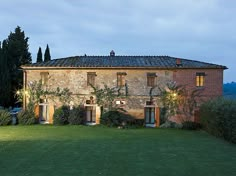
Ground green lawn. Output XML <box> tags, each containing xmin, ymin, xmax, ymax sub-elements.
<box><xmin>0</xmin><ymin>126</ymin><xmax>236</xmax><ymax>176</ymax></box>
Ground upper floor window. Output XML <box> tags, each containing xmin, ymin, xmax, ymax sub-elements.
<box><xmin>117</xmin><ymin>72</ymin><xmax>126</xmax><ymax>87</ymax></box>
<box><xmin>40</xmin><ymin>72</ymin><xmax>49</xmax><ymax>85</ymax></box>
<box><xmin>87</xmin><ymin>72</ymin><xmax>96</xmax><ymax>86</ymax></box>
<box><xmin>147</xmin><ymin>73</ymin><xmax>157</xmax><ymax>87</ymax></box>
<box><xmin>196</xmin><ymin>72</ymin><xmax>205</xmax><ymax>87</ymax></box>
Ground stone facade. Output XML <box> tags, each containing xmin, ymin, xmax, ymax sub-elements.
<box><xmin>24</xmin><ymin>67</ymin><xmax>224</xmax><ymax>124</ymax></box>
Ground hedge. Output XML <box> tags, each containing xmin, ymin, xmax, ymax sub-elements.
<box><xmin>199</xmin><ymin>98</ymin><xmax>236</xmax><ymax>143</ymax></box>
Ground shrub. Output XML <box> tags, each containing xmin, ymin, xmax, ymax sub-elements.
<box><xmin>159</xmin><ymin>120</ymin><xmax>182</xmax><ymax>129</ymax></box>
<box><xmin>53</xmin><ymin>106</ymin><xmax>70</xmax><ymax>125</ymax></box>
<box><xmin>131</xmin><ymin>119</ymin><xmax>145</xmax><ymax>127</ymax></box>
<box><xmin>68</xmin><ymin>106</ymin><xmax>85</xmax><ymax>125</ymax></box>
<box><xmin>0</xmin><ymin>110</ymin><xmax>11</xmax><ymax>126</ymax></box>
<box><xmin>182</xmin><ymin>121</ymin><xmax>201</xmax><ymax>130</ymax></box>
<box><xmin>101</xmin><ymin>110</ymin><xmax>135</xmax><ymax>127</ymax></box>
<box><xmin>200</xmin><ymin>98</ymin><xmax>236</xmax><ymax>143</ymax></box>
<box><xmin>17</xmin><ymin>110</ymin><xmax>36</xmax><ymax>125</ymax></box>
<box><xmin>160</xmin><ymin>108</ymin><xmax>167</xmax><ymax>125</ymax></box>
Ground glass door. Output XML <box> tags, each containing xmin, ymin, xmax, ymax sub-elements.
<box><xmin>145</xmin><ymin>107</ymin><xmax>155</xmax><ymax>124</ymax></box>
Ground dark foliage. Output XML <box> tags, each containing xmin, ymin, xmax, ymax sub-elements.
<box><xmin>160</xmin><ymin>108</ymin><xmax>167</xmax><ymax>125</ymax></box>
<box><xmin>0</xmin><ymin>110</ymin><xmax>11</xmax><ymax>126</ymax></box>
<box><xmin>101</xmin><ymin>110</ymin><xmax>136</xmax><ymax>128</ymax></box>
<box><xmin>200</xmin><ymin>98</ymin><xmax>236</xmax><ymax>143</ymax></box>
<box><xmin>17</xmin><ymin>110</ymin><xmax>36</xmax><ymax>125</ymax></box>
<box><xmin>0</xmin><ymin>26</ymin><xmax>31</xmax><ymax>107</ymax></box>
<box><xmin>36</xmin><ymin>47</ymin><xmax>43</xmax><ymax>63</ymax></box>
<box><xmin>68</xmin><ymin>106</ymin><xmax>85</xmax><ymax>125</ymax></box>
<box><xmin>182</xmin><ymin>121</ymin><xmax>201</xmax><ymax>130</ymax></box>
<box><xmin>44</xmin><ymin>44</ymin><xmax>51</xmax><ymax>62</ymax></box>
<box><xmin>0</xmin><ymin>41</ymin><xmax>11</xmax><ymax>106</ymax></box>
<box><xmin>53</xmin><ymin>106</ymin><xmax>70</xmax><ymax>125</ymax></box>
<box><xmin>224</xmin><ymin>82</ymin><xmax>236</xmax><ymax>99</ymax></box>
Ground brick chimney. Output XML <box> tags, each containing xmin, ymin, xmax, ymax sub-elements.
<box><xmin>176</xmin><ymin>58</ymin><xmax>182</xmax><ymax>66</ymax></box>
<box><xmin>110</xmin><ymin>50</ymin><xmax>115</xmax><ymax>57</ymax></box>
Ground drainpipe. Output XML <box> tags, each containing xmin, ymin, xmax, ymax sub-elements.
<box><xmin>23</xmin><ymin>70</ymin><xmax>27</xmax><ymax>110</ymax></box>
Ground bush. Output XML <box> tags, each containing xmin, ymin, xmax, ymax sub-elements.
<box><xmin>101</xmin><ymin>110</ymin><xmax>135</xmax><ymax>127</ymax></box>
<box><xmin>0</xmin><ymin>110</ymin><xmax>11</xmax><ymax>126</ymax></box>
<box><xmin>53</xmin><ymin>106</ymin><xmax>70</xmax><ymax>125</ymax></box>
<box><xmin>182</xmin><ymin>121</ymin><xmax>201</xmax><ymax>130</ymax></box>
<box><xmin>17</xmin><ymin>110</ymin><xmax>36</xmax><ymax>125</ymax></box>
<box><xmin>200</xmin><ymin>98</ymin><xmax>236</xmax><ymax>143</ymax></box>
<box><xmin>131</xmin><ymin>119</ymin><xmax>145</xmax><ymax>127</ymax></box>
<box><xmin>68</xmin><ymin>106</ymin><xmax>85</xmax><ymax>125</ymax></box>
<box><xmin>159</xmin><ymin>120</ymin><xmax>182</xmax><ymax>129</ymax></box>
<box><xmin>160</xmin><ymin>108</ymin><xmax>167</xmax><ymax>125</ymax></box>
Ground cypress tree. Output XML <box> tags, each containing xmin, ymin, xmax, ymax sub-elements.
<box><xmin>44</xmin><ymin>44</ymin><xmax>51</xmax><ymax>62</ymax></box>
<box><xmin>0</xmin><ymin>40</ymin><xmax>11</xmax><ymax>107</ymax></box>
<box><xmin>0</xmin><ymin>26</ymin><xmax>32</xmax><ymax>106</ymax></box>
<box><xmin>36</xmin><ymin>47</ymin><xmax>43</xmax><ymax>63</ymax></box>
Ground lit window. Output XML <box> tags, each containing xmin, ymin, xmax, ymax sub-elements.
<box><xmin>147</xmin><ymin>73</ymin><xmax>157</xmax><ymax>87</ymax></box>
<box><xmin>196</xmin><ymin>72</ymin><xmax>205</xmax><ymax>87</ymax></box>
<box><xmin>87</xmin><ymin>72</ymin><xmax>96</xmax><ymax>86</ymax></box>
<box><xmin>40</xmin><ymin>72</ymin><xmax>49</xmax><ymax>85</ymax></box>
<box><xmin>117</xmin><ymin>72</ymin><xmax>126</xmax><ymax>87</ymax></box>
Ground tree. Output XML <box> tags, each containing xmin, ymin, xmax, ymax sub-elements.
<box><xmin>36</xmin><ymin>47</ymin><xmax>43</xmax><ymax>63</ymax></box>
<box><xmin>0</xmin><ymin>26</ymin><xmax>32</xmax><ymax>107</ymax></box>
<box><xmin>44</xmin><ymin>44</ymin><xmax>51</xmax><ymax>62</ymax></box>
<box><xmin>91</xmin><ymin>84</ymin><xmax>127</xmax><ymax>115</ymax></box>
<box><xmin>0</xmin><ymin>40</ymin><xmax>12</xmax><ymax>106</ymax></box>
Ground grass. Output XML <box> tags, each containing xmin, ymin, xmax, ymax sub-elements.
<box><xmin>0</xmin><ymin>125</ymin><xmax>236</xmax><ymax>176</ymax></box>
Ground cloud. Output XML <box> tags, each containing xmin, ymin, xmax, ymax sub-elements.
<box><xmin>0</xmin><ymin>0</ymin><xmax>235</xmax><ymax>82</ymax></box>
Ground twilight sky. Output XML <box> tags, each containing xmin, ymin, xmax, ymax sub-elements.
<box><xmin>0</xmin><ymin>0</ymin><xmax>235</xmax><ymax>83</ymax></box>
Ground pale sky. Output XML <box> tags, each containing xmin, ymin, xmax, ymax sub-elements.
<box><xmin>0</xmin><ymin>0</ymin><xmax>235</xmax><ymax>83</ymax></box>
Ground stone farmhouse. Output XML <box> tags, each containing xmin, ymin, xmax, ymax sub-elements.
<box><xmin>21</xmin><ymin>51</ymin><xmax>227</xmax><ymax>126</ymax></box>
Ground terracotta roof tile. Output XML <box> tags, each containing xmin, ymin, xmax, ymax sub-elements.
<box><xmin>22</xmin><ymin>55</ymin><xmax>227</xmax><ymax>69</ymax></box>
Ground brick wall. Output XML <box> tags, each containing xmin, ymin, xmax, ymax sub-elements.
<box><xmin>173</xmin><ymin>69</ymin><xmax>224</xmax><ymax>99</ymax></box>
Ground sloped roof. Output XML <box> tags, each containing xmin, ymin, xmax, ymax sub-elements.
<box><xmin>22</xmin><ymin>55</ymin><xmax>227</xmax><ymax>69</ymax></box>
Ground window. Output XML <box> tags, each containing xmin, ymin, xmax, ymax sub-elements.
<box><xmin>87</xmin><ymin>72</ymin><xmax>96</xmax><ymax>86</ymax></box>
<box><xmin>117</xmin><ymin>72</ymin><xmax>126</xmax><ymax>87</ymax></box>
<box><xmin>145</xmin><ymin>107</ymin><xmax>155</xmax><ymax>124</ymax></box>
<box><xmin>196</xmin><ymin>72</ymin><xmax>205</xmax><ymax>87</ymax></box>
<box><xmin>147</xmin><ymin>73</ymin><xmax>157</xmax><ymax>87</ymax></box>
<box><xmin>40</xmin><ymin>72</ymin><xmax>49</xmax><ymax>85</ymax></box>
<box><xmin>86</xmin><ymin>106</ymin><xmax>96</xmax><ymax>123</ymax></box>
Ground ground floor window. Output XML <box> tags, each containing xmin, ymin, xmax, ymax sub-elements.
<box><xmin>86</xmin><ymin>106</ymin><xmax>96</xmax><ymax>123</ymax></box>
<box><xmin>145</xmin><ymin>107</ymin><xmax>155</xmax><ymax>124</ymax></box>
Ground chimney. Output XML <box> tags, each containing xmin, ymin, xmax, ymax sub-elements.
<box><xmin>176</xmin><ymin>58</ymin><xmax>182</xmax><ymax>66</ymax></box>
<box><xmin>110</xmin><ymin>50</ymin><xmax>115</xmax><ymax>57</ymax></box>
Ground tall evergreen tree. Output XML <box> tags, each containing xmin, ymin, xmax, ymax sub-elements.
<box><xmin>0</xmin><ymin>40</ymin><xmax>11</xmax><ymax>106</ymax></box>
<box><xmin>44</xmin><ymin>44</ymin><xmax>51</xmax><ymax>62</ymax></box>
<box><xmin>36</xmin><ymin>47</ymin><xmax>43</xmax><ymax>63</ymax></box>
<box><xmin>0</xmin><ymin>26</ymin><xmax>32</xmax><ymax>107</ymax></box>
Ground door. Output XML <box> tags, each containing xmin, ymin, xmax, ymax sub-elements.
<box><xmin>39</xmin><ymin>103</ymin><xmax>49</xmax><ymax>122</ymax></box>
<box><xmin>86</xmin><ymin>106</ymin><xmax>96</xmax><ymax>123</ymax></box>
<box><xmin>145</xmin><ymin>107</ymin><xmax>155</xmax><ymax>124</ymax></box>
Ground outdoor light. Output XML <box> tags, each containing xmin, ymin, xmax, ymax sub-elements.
<box><xmin>16</xmin><ymin>90</ymin><xmax>20</xmax><ymax>95</ymax></box>
<box><xmin>173</xmin><ymin>93</ymin><xmax>177</xmax><ymax>97</ymax></box>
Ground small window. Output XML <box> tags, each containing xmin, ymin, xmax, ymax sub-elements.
<box><xmin>87</xmin><ymin>72</ymin><xmax>96</xmax><ymax>86</ymax></box>
<box><xmin>147</xmin><ymin>73</ymin><xmax>156</xmax><ymax>87</ymax></box>
<box><xmin>117</xmin><ymin>72</ymin><xmax>126</xmax><ymax>87</ymax></box>
<box><xmin>40</xmin><ymin>72</ymin><xmax>49</xmax><ymax>85</ymax></box>
<box><xmin>196</xmin><ymin>72</ymin><xmax>205</xmax><ymax>87</ymax></box>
